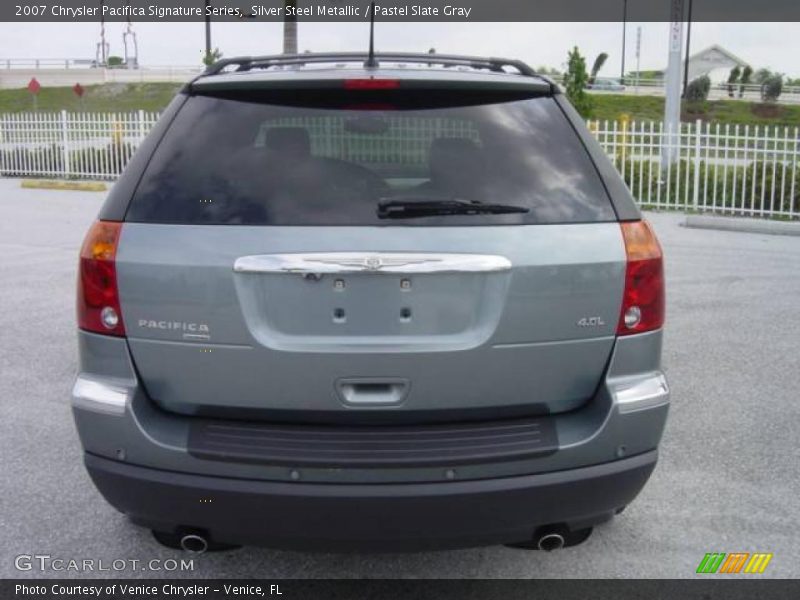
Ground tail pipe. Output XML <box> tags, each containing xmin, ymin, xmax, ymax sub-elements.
<box><xmin>536</xmin><ymin>531</ymin><xmax>566</xmax><ymax>551</ymax></box>
<box><xmin>179</xmin><ymin>533</ymin><xmax>209</xmax><ymax>554</ymax></box>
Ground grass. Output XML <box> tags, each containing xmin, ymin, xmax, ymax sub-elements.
<box><xmin>590</xmin><ymin>94</ymin><xmax>800</xmax><ymax>128</ymax></box>
<box><xmin>0</xmin><ymin>82</ymin><xmax>182</xmax><ymax>113</ymax></box>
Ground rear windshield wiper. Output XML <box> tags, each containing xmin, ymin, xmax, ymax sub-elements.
<box><xmin>377</xmin><ymin>196</ymin><xmax>530</xmax><ymax>219</ymax></box>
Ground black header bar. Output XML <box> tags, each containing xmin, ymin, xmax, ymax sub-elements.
<box><xmin>4</xmin><ymin>0</ymin><xmax>800</xmax><ymax>22</ymax></box>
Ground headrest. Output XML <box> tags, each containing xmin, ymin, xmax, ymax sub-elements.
<box><xmin>429</xmin><ymin>137</ymin><xmax>481</xmax><ymax>176</ymax></box>
<box><xmin>263</xmin><ymin>127</ymin><xmax>311</xmax><ymax>159</ymax></box>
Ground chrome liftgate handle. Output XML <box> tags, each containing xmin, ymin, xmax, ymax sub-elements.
<box><xmin>233</xmin><ymin>253</ymin><xmax>512</xmax><ymax>275</ymax></box>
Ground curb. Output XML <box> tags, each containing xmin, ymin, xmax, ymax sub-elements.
<box><xmin>684</xmin><ymin>215</ymin><xmax>800</xmax><ymax>237</ymax></box>
<box><xmin>21</xmin><ymin>179</ymin><xmax>107</xmax><ymax>192</ymax></box>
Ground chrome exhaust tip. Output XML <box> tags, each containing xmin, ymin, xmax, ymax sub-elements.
<box><xmin>179</xmin><ymin>533</ymin><xmax>209</xmax><ymax>554</ymax></box>
<box><xmin>536</xmin><ymin>532</ymin><xmax>565</xmax><ymax>552</ymax></box>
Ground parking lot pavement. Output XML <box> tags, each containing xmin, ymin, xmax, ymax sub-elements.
<box><xmin>1</xmin><ymin>177</ymin><xmax>798</xmax><ymax>579</ymax></box>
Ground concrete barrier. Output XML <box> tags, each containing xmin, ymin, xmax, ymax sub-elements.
<box><xmin>21</xmin><ymin>179</ymin><xmax>107</xmax><ymax>192</ymax></box>
<box><xmin>684</xmin><ymin>214</ymin><xmax>800</xmax><ymax>236</ymax></box>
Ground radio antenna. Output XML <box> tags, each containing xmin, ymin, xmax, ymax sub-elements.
<box><xmin>364</xmin><ymin>1</ymin><xmax>379</xmax><ymax>68</ymax></box>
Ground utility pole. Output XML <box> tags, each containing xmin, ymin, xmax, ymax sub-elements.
<box><xmin>96</xmin><ymin>0</ymin><xmax>109</xmax><ymax>66</ymax></box>
<box><xmin>635</xmin><ymin>26</ymin><xmax>641</xmax><ymax>94</ymax></box>
<box><xmin>100</xmin><ymin>9</ymin><xmax>106</xmax><ymax>65</ymax></box>
<box><xmin>620</xmin><ymin>0</ymin><xmax>627</xmax><ymax>84</ymax></box>
<box><xmin>122</xmin><ymin>2</ymin><xmax>138</xmax><ymax>69</ymax></box>
<box><xmin>283</xmin><ymin>0</ymin><xmax>298</xmax><ymax>54</ymax></box>
<box><xmin>682</xmin><ymin>0</ymin><xmax>694</xmax><ymax>96</ymax></box>
<box><xmin>663</xmin><ymin>0</ymin><xmax>685</xmax><ymax>166</ymax></box>
<box><xmin>204</xmin><ymin>0</ymin><xmax>212</xmax><ymax>61</ymax></box>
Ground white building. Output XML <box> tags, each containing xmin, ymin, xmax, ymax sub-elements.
<box><xmin>641</xmin><ymin>45</ymin><xmax>750</xmax><ymax>83</ymax></box>
<box><xmin>684</xmin><ymin>45</ymin><xmax>750</xmax><ymax>83</ymax></box>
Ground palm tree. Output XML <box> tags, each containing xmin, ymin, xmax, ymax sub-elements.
<box><xmin>727</xmin><ymin>66</ymin><xmax>741</xmax><ymax>98</ymax></box>
<box><xmin>283</xmin><ymin>0</ymin><xmax>298</xmax><ymax>54</ymax></box>
<box><xmin>738</xmin><ymin>65</ymin><xmax>752</xmax><ymax>99</ymax></box>
<box><xmin>589</xmin><ymin>53</ymin><xmax>608</xmax><ymax>85</ymax></box>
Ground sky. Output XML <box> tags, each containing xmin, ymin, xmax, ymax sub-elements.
<box><xmin>0</xmin><ymin>22</ymin><xmax>797</xmax><ymax>77</ymax></box>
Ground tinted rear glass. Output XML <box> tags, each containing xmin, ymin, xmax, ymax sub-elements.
<box><xmin>126</xmin><ymin>91</ymin><xmax>615</xmax><ymax>225</ymax></box>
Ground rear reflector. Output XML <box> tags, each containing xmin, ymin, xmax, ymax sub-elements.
<box><xmin>617</xmin><ymin>220</ymin><xmax>665</xmax><ymax>336</ymax></box>
<box><xmin>343</xmin><ymin>78</ymin><xmax>400</xmax><ymax>90</ymax></box>
<box><xmin>77</xmin><ymin>220</ymin><xmax>125</xmax><ymax>336</ymax></box>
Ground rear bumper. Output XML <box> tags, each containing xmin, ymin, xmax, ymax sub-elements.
<box><xmin>85</xmin><ymin>449</ymin><xmax>657</xmax><ymax>552</ymax></box>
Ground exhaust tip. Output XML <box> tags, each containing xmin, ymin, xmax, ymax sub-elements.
<box><xmin>180</xmin><ymin>533</ymin><xmax>209</xmax><ymax>554</ymax></box>
<box><xmin>537</xmin><ymin>532</ymin><xmax>565</xmax><ymax>552</ymax></box>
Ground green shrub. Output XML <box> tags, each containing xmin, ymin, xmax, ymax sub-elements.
<box><xmin>0</xmin><ymin>144</ymin><xmax>63</xmax><ymax>176</ymax></box>
<box><xmin>617</xmin><ymin>157</ymin><xmax>799</xmax><ymax>215</ymax></box>
<box><xmin>761</xmin><ymin>75</ymin><xmax>783</xmax><ymax>102</ymax></box>
<box><xmin>202</xmin><ymin>48</ymin><xmax>223</xmax><ymax>67</ymax></box>
<box><xmin>69</xmin><ymin>141</ymin><xmax>136</xmax><ymax>175</ymax></box>
<box><xmin>564</xmin><ymin>46</ymin><xmax>593</xmax><ymax>118</ymax></box>
<box><xmin>686</xmin><ymin>76</ymin><xmax>711</xmax><ymax>102</ymax></box>
<box><xmin>0</xmin><ymin>141</ymin><xmax>136</xmax><ymax>179</ymax></box>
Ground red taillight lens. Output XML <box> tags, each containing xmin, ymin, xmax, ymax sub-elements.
<box><xmin>77</xmin><ymin>220</ymin><xmax>125</xmax><ymax>336</ymax></box>
<box><xmin>617</xmin><ymin>220</ymin><xmax>665</xmax><ymax>336</ymax></box>
<box><xmin>343</xmin><ymin>78</ymin><xmax>400</xmax><ymax>90</ymax></box>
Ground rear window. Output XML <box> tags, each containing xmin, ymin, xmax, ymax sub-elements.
<box><xmin>126</xmin><ymin>90</ymin><xmax>615</xmax><ymax>226</ymax></box>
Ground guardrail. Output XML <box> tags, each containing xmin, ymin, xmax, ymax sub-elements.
<box><xmin>0</xmin><ymin>58</ymin><xmax>201</xmax><ymax>70</ymax></box>
<box><xmin>0</xmin><ymin>111</ymin><xmax>797</xmax><ymax>219</ymax></box>
<box><xmin>1</xmin><ymin>58</ymin><xmax>98</xmax><ymax>69</ymax></box>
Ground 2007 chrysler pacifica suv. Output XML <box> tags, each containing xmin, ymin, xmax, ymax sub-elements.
<box><xmin>72</xmin><ymin>52</ymin><xmax>668</xmax><ymax>553</ymax></box>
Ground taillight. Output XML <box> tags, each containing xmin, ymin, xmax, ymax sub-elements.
<box><xmin>617</xmin><ymin>220</ymin><xmax>665</xmax><ymax>336</ymax></box>
<box><xmin>77</xmin><ymin>220</ymin><xmax>125</xmax><ymax>336</ymax></box>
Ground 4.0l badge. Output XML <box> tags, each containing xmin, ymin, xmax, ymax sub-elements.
<box><xmin>577</xmin><ymin>316</ymin><xmax>606</xmax><ymax>327</ymax></box>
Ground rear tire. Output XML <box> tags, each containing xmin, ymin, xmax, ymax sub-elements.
<box><xmin>505</xmin><ymin>526</ymin><xmax>592</xmax><ymax>550</ymax></box>
<box><xmin>151</xmin><ymin>530</ymin><xmax>241</xmax><ymax>552</ymax></box>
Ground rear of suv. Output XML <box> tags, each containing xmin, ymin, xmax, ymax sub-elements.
<box><xmin>72</xmin><ymin>52</ymin><xmax>668</xmax><ymax>552</ymax></box>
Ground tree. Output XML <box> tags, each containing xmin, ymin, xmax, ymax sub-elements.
<box><xmin>536</xmin><ymin>65</ymin><xmax>562</xmax><ymax>78</ymax></box>
<box><xmin>202</xmin><ymin>48</ymin><xmax>223</xmax><ymax>67</ymax></box>
<box><xmin>761</xmin><ymin>74</ymin><xmax>783</xmax><ymax>102</ymax></box>
<box><xmin>589</xmin><ymin>52</ymin><xmax>608</xmax><ymax>85</ymax></box>
<box><xmin>738</xmin><ymin>65</ymin><xmax>752</xmax><ymax>98</ymax></box>
<box><xmin>754</xmin><ymin>68</ymin><xmax>773</xmax><ymax>84</ymax></box>
<box><xmin>564</xmin><ymin>46</ymin><xmax>592</xmax><ymax>118</ymax></box>
<box><xmin>726</xmin><ymin>65</ymin><xmax>740</xmax><ymax>98</ymax></box>
<box><xmin>107</xmin><ymin>55</ymin><xmax>124</xmax><ymax>67</ymax></box>
<box><xmin>686</xmin><ymin>75</ymin><xmax>711</xmax><ymax>102</ymax></box>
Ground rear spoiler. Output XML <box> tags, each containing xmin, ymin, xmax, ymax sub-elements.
<box><xmin>185</xmin><ymin>52</ymin><xmax>559</xmax><ymax>96</ymax></box>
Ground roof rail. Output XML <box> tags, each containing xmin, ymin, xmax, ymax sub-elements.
<box><xmin>200</xmin><ymin>52</ymin><xmax>538</xmax><ymax>78</ymax></box>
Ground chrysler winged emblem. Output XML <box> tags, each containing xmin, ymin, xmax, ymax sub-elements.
<box><xmin>311</xmin><ymin>255</ymin><xmax>438</xmax><ymax>272</ymax></box>
<box><xmin>364</xmin><ymin>256</ymin><xmax>384</xmax><ymax>270</ymax></box>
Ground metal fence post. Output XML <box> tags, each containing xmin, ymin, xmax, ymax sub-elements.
<box><xmin>0</xmin><ymin>114</ymin><xmax>4</xmax><ymax>176</ymax></box>
<box><xmin>61</xmin><ymin>110</ymin><xmax>70</xmax><ymax>178</ymax></box>
<box><xmin>692</xmin><ymin>119</ymin><xmax>702</xmax><ymax>210</ymax></box>
<box><xmin>138</xmin><ymin>109</ymin><xmax>146</xmax><ymax>144</ymax></box>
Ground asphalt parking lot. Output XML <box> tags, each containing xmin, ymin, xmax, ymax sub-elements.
<box><xmin>1</xmin><ymin>177</ymin><xmax>798</xmax><ymax>579</ymax></box>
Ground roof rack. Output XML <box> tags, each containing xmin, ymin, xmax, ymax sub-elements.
<box><xmin>200</xmin><ymin>52</ymin><xmax>538</xmax><ymax>78</ymax></box>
